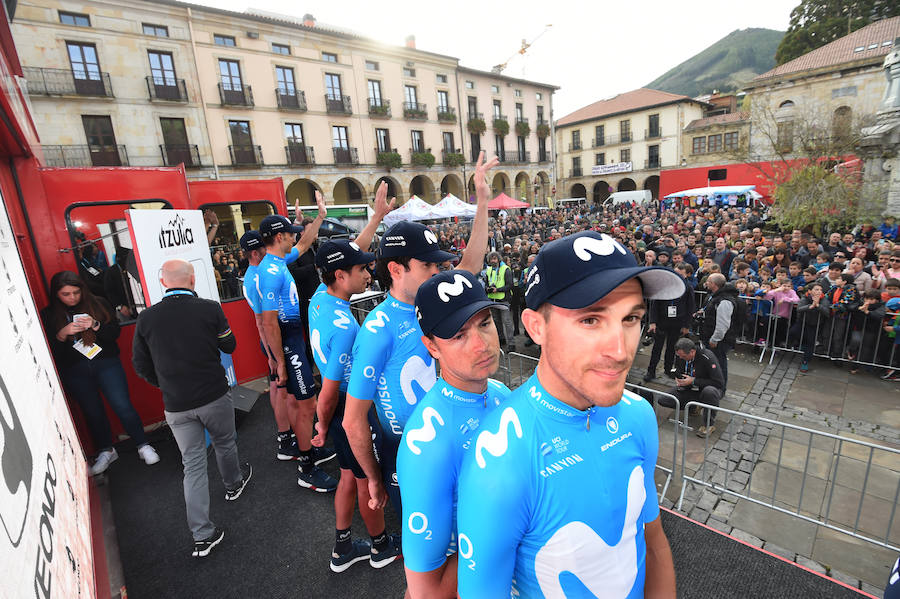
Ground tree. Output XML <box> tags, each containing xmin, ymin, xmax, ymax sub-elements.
<box><xmin>775</xmin><ymin>0</ymin><xmax>900</xmax><ymax>65</ymax></box>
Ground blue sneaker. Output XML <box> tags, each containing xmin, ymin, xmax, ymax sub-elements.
<box><xmin>313</xmin><ymin>446</ymin><xmax>336</xmax><ymax>466</ymax></box>
<box><xmin>297</xmin><ymin>466</ymin><xmax>338</xmax><ymax>493</ymax></box>
<box><xmin>800</xmin><ymin>361</ymin><xmax>809</xmax><ymax>373</ymax></box>
<box><xmin>369</xmin><ymin>533</ymin><xmax>401</xmax><ymax>569</ymax></box>
<box><xmin>331</xmin><ymin>539</ymin><xmax>372</xmax><ymax>573</ymax></box>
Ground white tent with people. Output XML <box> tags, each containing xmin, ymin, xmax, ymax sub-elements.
<box><xmin>382</xmin><ymin>195</ymin><xmax>433</xmax><ymax>225</ymax></box>
<box><xmin>428</xmin><ymin>194</ymin><xmax>477</xmax><ymax>220</ymax></box>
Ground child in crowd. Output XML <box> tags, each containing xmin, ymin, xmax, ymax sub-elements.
<box><xmin>814</xmin><ymin>252</ymin><xmax>831</xmax><ymax>273</ymax></box>
<box><xmin>789</xmin><ymin>262</ymin><xmax>805</xmax><ymax>290</ymax></box>
<box><xmin>881</xmin><ymin>297</ymin><xmax>900</xmax><ymax>380</ymax></box>
<box><xmin>794</xmin><ymin>282</ymin><xmax>830</xmax><ymax>372</ymax></box>
<box><xmin>765</xmin><ymin>276</ymin><xmax>800</xmax><ymax>347</ymax></box>
<box><xmin>827</xmin><ymin>273</ymin><xmax>861</xmax><ymax>360</ymax></box>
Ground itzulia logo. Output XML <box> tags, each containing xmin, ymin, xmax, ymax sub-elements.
<box><xmin>158</xmin><ymin>214</ymin><xmax>195</xmax><ymax>249</ymax></box>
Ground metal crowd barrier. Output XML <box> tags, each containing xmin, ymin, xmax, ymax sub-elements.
<box><xmin>678</xmin><ymin>401</ymin><xmax>900</xmax><ymax>552</ymax></box>
<box><xmin>349</xmin><ymin>290</ymin><xmax>386</xmax><ymax>323</ymax></box>
<box><xmin>693</xmin><ymin>289</ymin><xmax>775</xmax><ymax>363</ymax></box>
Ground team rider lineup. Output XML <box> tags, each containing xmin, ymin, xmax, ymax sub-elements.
<box><xmin>231</xmin><ymin>152</ymin><xmax>679</xmax><ymax>598</ymax></box>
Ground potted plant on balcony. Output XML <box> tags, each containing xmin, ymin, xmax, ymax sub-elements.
<box><xmin>438</xmin><ymin>110</ymin><xmax>457</xmax><ymax>122</ymax></box>
<box><xmin>444</xmin><ymin>152</ymin><xmax>465</xmax><ymax>167</ymax></box>
<box><xmin>536</xmin><ymin>122</ymin><xmax>550</xmax><ymax>138</ymax></box>
<box><xmin>515</xmin><ymin>121</ymin><xmax>531</xmax><ymax>137</ymax></box>
<box><xmin>404</xmin><ymin>106</ymin><xmax>428</xmax><ymax>119</ymax></box>
<box><xmin>493</xmin><ymin>119</ymin><xmax>510</xmax><ymax>137</ymax></box>
<box><xmin>376</xmin><ymin>151</ymin><xmax>402</xmax><ymax>170</ymax></box>
<box><xmin>467</xmin><ymin>117</ymin><xmax>486</xmax><ymax>135</ymax></box>
<box><xmin>411</xmin><ymin>151</ymin><xmax>435</xmax><ymax>167</ymax></box>
<box><xmin>370</xmin><ymin>103</ymin><xmax>390</xmax><ymax>117</ymax></box>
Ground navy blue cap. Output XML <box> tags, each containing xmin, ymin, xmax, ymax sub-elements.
<box><xmin>259</xmin><ymin>215</ymin><xmax>303</xmax><ymax>237</ymax></box>
<box><xmin>524</xmin><ymin>231</ymin><xmax>685</xmax><ymax>310</ymax></box>
<box><xmin>415</xmin><ymin>270</ymin><xmax>508</xmax><ymax>339</ymax></box>
<box><xmin>239</xmin><ymin>230</ymin><xmax>263</xmax><ymax>251</ymax></box>
<box><xmin>315</xmin><ymin>239</ymin><xmax>375</xmax><ymax>272</ymax></box>
<box><xmin>379</xmin><ymin>221</ymin><xmax>455</xmax><ymax>263</ymax></box>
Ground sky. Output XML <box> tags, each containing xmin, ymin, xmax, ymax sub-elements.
<box><xmin>190</xmin><ymin>0</ymin><xmax>799</xmax><ymax>117</ymax></box>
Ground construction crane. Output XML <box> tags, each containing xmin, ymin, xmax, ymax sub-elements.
<box><xmin>491</xmin><ymin>24</ymin><xmax>552</xmax><ymax>74</ymax></box>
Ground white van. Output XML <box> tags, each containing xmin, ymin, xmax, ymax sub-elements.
<box><xmin>604</xmin><ymin>190</ymin><xmax>652</xmax><ymax>206</ymax></box>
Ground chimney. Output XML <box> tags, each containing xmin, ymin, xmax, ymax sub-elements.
<box><xmin>405</xmin><ymin>35</ymin><xmax>416</xmax><ymax>49</ymax></box>
<box><xmin>302</xmin><ymin>13</ymin><xmax>316</xmax><ymax>27</ymax></box>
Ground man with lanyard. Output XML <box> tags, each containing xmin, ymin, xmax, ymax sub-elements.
<box><xmin>239</xmin><ymin>230</ymin><xmax>294</xmax><ymax>460</ymax></box>
<box><xmin>307</xmin><ymin>184</ymin><xmax>401</xmax><ymax>571</ymax></box>
<box><xmin>672</xmin><ymin>337</ymin><xmax>725</xmax><ymax>438</ymax></box>
<box><xmin>397</xmin><ymin>269</ymin><xmax>511</xmax><ymax>598</ymax></box>
<box><xmin>343</xmin><ymin>152</ymin><xmax>498</xmax><ymax>521</ymax></box>
<box><xmin>456</xmin><ymin>231</ymin><xmax>681</xmax><ymax>598</ymax></box>
<box><xmin>485</xmin><ymin>251</ymin><xmax>516</xmax><ymax>352</ymax></box>
<box><xmin>258</xmin><ymin>192</ymin><xmax>337</xmax><ymax>491</ymax></box>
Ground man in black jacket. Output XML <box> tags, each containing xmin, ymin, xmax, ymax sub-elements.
<box><xmin>644</xmin><ymin>265</ymin><xmax>695</xmax><ymax>381</ymax></box>
<box><xmin>673</xmin><ymin>337</ymin><xmax>725</xmax><ymax>438</ymax></box>
<box><xmin>133</xmin><ymin>259</ymin><xmax>250</xmax><ymax>558</ymax></box>
<box><xmin>698</xmin><ymin>273</ymin><xmax>740</xmax><ymax>387</ymax></box>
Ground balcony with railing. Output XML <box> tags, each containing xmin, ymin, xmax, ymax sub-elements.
<box><xmin>285</xmin><ymin>143</ymin><xmax>315</xmax><ymax>165</ymax></box>
<box><xmin>441</xmin><ymin>148</ymin><xmax>465</xmax><ymax>166</ymax></box>
<box><xmin>592</xmin><ymin>137</ymin><xmax>605</xmax><ymax>147</ymax></box>
<box><xmin>468</xmin><ymin>111</ymin><xmax>483</xmax><ymax>121</ymax></box>
<box><xmin>645</xmin><ymin>127</ymin><xmax>662</xmax><ymax>139</ymax></box>
<box><xmin>160</xmin><ymin>144</ymin><xmax>200</xmax><ymax>167</ymax></box>
<box><xmin>509</xmin><ymin>150</ymin><xmax>531</xmax><ymax>164</ymax></box>
<box><xmin>24</xmin><ymin>66</ymin><xmax>113</xmax><ymax>97</ymax></box>
<box><xmin>228</xmin><ymin>144</ymin><xmax>262</xmax><ymax>166</ymax></box>
<box><xmin>569</xmin><ymin>141</ymin><xmax>582</xmax><ymax>151</ymax></box>
<box><xmin>621</xmin><ymin>131</ymin><xmax>632</xmax><ymax>143</ymax></box>
<box><xmin>644</xmin><ymin>157</ymin><xmax>660</xmax><ymax>169</ymax></box>
<box><xmin>42</xmin><ymin>144</ymin><xmax>128</xmax><ymax>167</ymax></box>
<box><xmin>146</xmin><ymin>76</ymin><xmax>187</xmax><ymax>102</ymax></box>
<box><xmin>569</xmin><ymin>167</ymin><xmax>583</xmax><ymax>177</ymax></box>
<box><xmin>368</xmin><ymin>98</ymin><xmax>391</xmax><ymax>118</ymax></box>
<box><xmin>492</xmin><ymin>114</ymin><xmax>508</xmax><ymax>128</ymax></box>
<box><xmin>332</xmin><ymin>147</ymin><xmax>359</xmax><ymax>164</ymax></box>
<box><xmin>218</xmin><ymin>83</ymin><xmax>253</xmax><ymax>106</ymax></box>
<box><xmin>409</xmin><ymin>147</ymin><xmax>434</xmax><ymax>167</ymax></box>
<box><xmin>603</xmin><ymin>134</ymin><xmax>634</xmax><ymax>146</ymax></box>
<box><xmin>437</xmin><ymin>106</ymin><xmax>456</xmax><ymax>122</ymax></box>
<box><xmin>275</xmin><ymin>88</ymin><xmax>307</xmax><ymax>111</ymax></box>
<box><xmin>538</xmin><ymin>151</ymin><xmax>550</xmax><ymax>163</ymax></box>
<box><xmin>495</xmin><ymin>151</ymin><xmax>508</xmax><ymax>163</ymax></box>
<box><xmin>536</xmin><ymin>118</ymin><xmax>548</xmax><ymax>127</ymax></box>
<box><xmin>325</xmin><ymin>94</ymin><xmax>352</xmax><ymax>114</ymax></box>
<box><xmin>515</xmin><ymin>116</ymin><xmax>529</xmax><ymax>125</ymax></box>
<box><xmin>403</xmin><ymin>102</ymin><xmax>428</xmax><ymax>120</ymax></box>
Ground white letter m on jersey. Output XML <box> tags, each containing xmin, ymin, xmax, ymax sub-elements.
<box><xmin>475</xmin><ymin>407</ymin><xmax>522</xmax><ymax>468</ymax></box>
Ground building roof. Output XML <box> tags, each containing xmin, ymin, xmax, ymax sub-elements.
<box><xmin>684</xmin><ymin>111</ymin><xmax>750</xmax><ymax>131</ymax></box>
<box><xmin>751</xmin><ymin>16</ymin><xmax>900</xmax><ymax>84</ymax></box>
<box><xmin>557</xmin><ymin>88</ymin><xmax>702</xmax><ymax>127</ymax></box>
<box><xmin>456</xmin><ymin>65</ymin><xmax>559</xmax><ymax>91</ymax></box>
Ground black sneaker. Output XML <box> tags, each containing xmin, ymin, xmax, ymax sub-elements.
<box><xmin>312</xmin><ymin>446</ymin><xmax>336</xmax><ymax>466</ymax></box>
<box><xmin>277</xmin><ymin>436</ymin><xmax>302</xmax><ymax>461</ymax></box>
<box><xmin>297</xmin><ymin>466</ymin><xmax>338</xmax><ymax>492</ymax></box>
<box><xmin>192</xmin><ymin>527</ymin><xmax>225</xmax><ymax>558</ymax></box>
<box><xmin>225</xmin><ymin>463</ymin><xmax>252</xmax><ymax>501</ymax></box>
<box><xmin>665</xmin><ymin>369</ymin><xmax>678</xmax><ymax>379</ymax></box>
<box><xmin>331</xmin><ymin>539</ymin><xmax>372</xmax><ymax>573</ymax></box>
<box><xmin>369</xmin><ymin>533</ymin><xmax>401</xmax><ymax>569</ymax></box>
<box><xmin>642</xmin><ymin>371</ymin><xmax>655</xmax><ymax>383</ymax></box>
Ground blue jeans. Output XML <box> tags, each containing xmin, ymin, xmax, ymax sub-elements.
<box><xmin>60</xmin><ymin>356</ymin><xmax>147</xmax><ymax>452</ymax></box>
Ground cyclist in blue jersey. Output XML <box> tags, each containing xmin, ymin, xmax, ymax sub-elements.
<box><xmin>307</xmin><ymin>184</ymin><xmax>404</xmax><ymax>572</ymax></box>
<box><xmin>344</xmin><ymin>151</ymin><xmax>499</xmax><ymax>519</ymax></box>
<box><xmin>397</xmin><ymin>269</ymin><xmax>511</xmax><ymax>598</ymax></box>
<box><xmin>258</xmin><ymin>192</ymin><xmax>338</xmax><ymax>491</ymax></box>
<box><xmin>456</xmin><ymin>231</ymin><xmax>683</xmax><ymax>598</ymax></box>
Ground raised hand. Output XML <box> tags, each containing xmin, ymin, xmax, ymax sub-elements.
<box><xmin>374</xmin><ymin>181</ymin><xmax>396</xmax><ymax>218</ymax></box>
<box><xmin>315</xmin><ymin>190</ymin><xmax>327</xmax><ymax>220</ymax></box>
<box><xmin>473</xmin><ymin>151</ymin><xmax>500</xmax><ymax>204</ymax></box>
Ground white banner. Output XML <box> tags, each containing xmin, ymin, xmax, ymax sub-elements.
<box><xmin>591</xmin><ymin>161</ymin><xmax>633</xmax><ymax>176</ymax></box>
<box><xmin>125</xmin><ymin>210</ymin><xmax>235</xmax><ymax>385</ymax></box>
<box><xmin>0</xmin><ymin>190</ymin><xmax>95</xmax><ymax>598</ymax></box>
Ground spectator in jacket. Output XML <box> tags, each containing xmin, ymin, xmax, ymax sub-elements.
<box><xmin>644</xmin><ymin>265</ymin><xmax>695</xmax><ymax>381</ymax></box>
<box><xmin>711</xmin><ymin>237</ymin><xmax>735</xmax><ymax>275</ymax></box>
<box><xmin>765</xmin><ymin>279</ymin><xmax>800</xmax><ymax>347</ymax></box>
<box><xmin>485</xmin><ymin>251</ymin><xmax>516</xmax><ymax>351</ymax></box>
<box><xmin>794</xmin><ymin>283</ymin><xmax>831</xmax><ymax>372</ymax></box>
<box><xmin>846</xmin><ymin>257</ymin><xmax>874</xmax><ymax>293</ymax></box>
<box><xmin>698</xmin><ymin>273</ymin><xmax>739</xmax><ymax>387</ymax></box>
<box><xmin>847</xmin><ymin>289</ymin><xmax>887</xmax><ymax>373</ymax></box>
<box><xmin>826</xmin><ymin>273</ymin><xmax>861</xmax><ymax>360</ymax></box>
<box><xmin>132</xmin><ymin>259</ymin><xmax>250</xmax><ymax>559</ymax></box>
<box><xmin>672</xmin><ymin>338</ymin><xmax>725</xmax><ymax>438</ymax></box>
<box><xmin>881</xmin><ymin>297</ymin><xmax>900</xmax><ymax>380</ymax></box>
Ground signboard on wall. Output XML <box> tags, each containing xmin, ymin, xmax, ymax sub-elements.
<box><xmin>591</xmin><ymin>161</ymin><xmax>633</xmax><ymax>176</ymax></box>
<box><xmin>125</xmin><ymin>209</ymin><xmax>236</xmax><ymax>385</ymax></box>
<box><xmin>0</xmin><ymin>189</ymin><xmax>95</xmax><ymax>598</ymax></box>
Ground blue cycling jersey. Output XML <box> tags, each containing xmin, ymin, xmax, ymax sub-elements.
<box><xmin>348</xmin><ymin>293</ymin><xmax>437</xmax><ymax>440</ymax></box>
<box><xmin>308</xmin><ymin>283</ymin><xmax>356</xmax><ymax>392</ymax></box>
<box><xmin>257</xmin><ymin>248</ymin><xmax>301</xmax><ymax>323</ymax></box>
<box><xmin>241</xmin><ymin>264</ymin><xmax>262</xmax><ymax>315</ymax></box>
<box><xmin>456</xmin><ymin>372</ymin><xmax>660</xmax><ymax>599</ymax></box>
<box><xmin>397</xmin><ymin>377</ymin><xmax>511</xmax><ymax>573</ymax></box>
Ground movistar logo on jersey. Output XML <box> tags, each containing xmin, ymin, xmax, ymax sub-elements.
<box><xmin>310</xmin><ymin>329</ymin><xmax>326</xmax><ymax>364</ymax></box>
<box><xmin>366</xmin><ymin>310</ymin><xmax>390</xmax><ymax>333</ymax></box>
<box><xmin>405</xmin><ymin>407</ymin><xmax>445</xmax><ymax>455</ymax></box>
<box><xmin>572</xmin><ymin>233</ymin><xmax>627</xmax><ymax>261</ymax></box>
<box><xmin>267</xmin><ymin>263</ymin><xmax>279</xmax><ymax>275</ymax></box>
<box><xmin>474</xmin><ymin>407</ymin><xmax>522</xmax><ymax>468</ymax></box>
<box><xmin>332</xmin><ymin>310</ymin><xmax>351</xmax><ymax>330</ymax></box>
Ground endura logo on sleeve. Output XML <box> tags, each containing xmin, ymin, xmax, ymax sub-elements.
<box><xmin>475</xmin><ymin>407</ymin><xmax>522</xmax><ymax>468</ymax></box>
<box><xmin>437</xmin><ymin>274</ymin><xmax>472</xmax><ymax>302</ymax></box>
<box><xmin>573</xmin><ymin>234</ymin><xmax>627</xmax><ymax>261</ymax></box>
<box><xmin>365</xmin><ymin>310</ymin><xmax>390</xmax><ymax>333</ymax></box>
<box><xmin>405</xmin><ymin>407</ymin><xmax>445</xmax><ymax>455</ymax></box>
<box><xmin>534</xmin><ymin>466</ymin><xmax>645</xmax><ymax>597</ymax></box>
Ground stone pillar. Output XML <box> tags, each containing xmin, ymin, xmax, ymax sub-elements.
<box><xmin>860</xmin><ymin>38</ymin><xmax>900</xmax><ymax>216</ymax></box>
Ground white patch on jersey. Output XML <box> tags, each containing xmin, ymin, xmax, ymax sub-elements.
<box><xmin>332</xmin><ymin>309</ymin><xmax>352</xmax><ymax>330</ymax></box>
<box><xmin>533</xmin><ymin>465</ymin><xmax>645</xmax><ymax>597</ymax></box>
<box><xmin>405</xmin><ymin>407</ymin><xmax>445</xmax><ymax>455</ymax></box>
<box><xmin>310</xmin><ymin>329</ymin><xmax>326</xmax><ymax>364</ymax></box>
<box><xmin>400</xmin><ymin>355</ymin><xmax>436</xmax><ymax>405</ymax></box>
<box><xmin>424</xmin><ymin>229</ymin><xmax>438</xmax><ymax>245</ymax></box>
<box><xmin>437</xmin><ymin>273</ymin><xmax>473</xmax><ymax>302</ymax></box>
<box><xmin>475</xmin><ymin>407</ymin><xmax>522</xmax><ymax>468</ymax></box>
<box><xmin>365</xmin><ymin>310</ymin><xmax>390</xmax><ymax>333</ymax></box>
<box><xmin>288</xmin><ymin>280</ymin><xmax>299</xmax><ymax>306</ymax></box>
<box><xmin>572</xmin><ymin>233</ymin><xmax>627</xmax><ymax>261</ymax></box>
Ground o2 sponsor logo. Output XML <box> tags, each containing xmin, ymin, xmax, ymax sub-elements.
<box><xmin>458</xmin><ymin>533</ymin><xmax>475</xmax><ymax>570</ymax></box>
<box><xmin>408</xmin><ymin>511</ymin><xmax>432</xmax><ymax>539</ymax></box>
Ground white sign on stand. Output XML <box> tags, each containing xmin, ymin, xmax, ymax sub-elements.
<box><xmin>125</xmin><ymin>209</ymin><xmax>235</xmax><ymax>385</ymax></box>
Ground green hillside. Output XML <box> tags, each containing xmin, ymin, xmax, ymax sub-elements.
<box><xmin>646</xmin><ymin>28</ymin><xmax>784</xmax><ymax>97</ymax></box>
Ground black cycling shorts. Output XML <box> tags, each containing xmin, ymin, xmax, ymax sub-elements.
<box><xmin>280</xmin><ymin>322</ymin><xmax>316</xmax><ymax>400</ymax></box>
<box><xmin>328</xmin><ymin>393</ymin><xmax>380</xmax><ymax>479</ymax></box>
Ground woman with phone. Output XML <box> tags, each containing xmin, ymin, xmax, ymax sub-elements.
<box><xmin>41</xmin><ymin>270</ymin><xmax>159</xmax><ymax>475</ymax></box>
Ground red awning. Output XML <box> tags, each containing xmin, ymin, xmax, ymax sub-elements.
<box><xmin>488</xmin><ymin>193</ymin><xmax>529</xmax><ymax>209</ymax></box>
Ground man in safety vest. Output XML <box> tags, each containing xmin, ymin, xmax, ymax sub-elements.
<box><xmin>485</xmin><ymin>251</ymin><xmax>515</xmax><ymax>352</ymax></box>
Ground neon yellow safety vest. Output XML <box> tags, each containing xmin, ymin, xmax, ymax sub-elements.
<box><xmin>486</xmin><ymin>264</ymin><xmax>509</xmax><ymax>300</ymax></box>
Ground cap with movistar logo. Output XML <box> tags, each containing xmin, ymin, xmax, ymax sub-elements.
<box><xmin>456</xmin><ymin>372</ymin><xmax>659</xmax><ymax>597</ymax></box>
<box><xmin>378</xmin><ymin>221</ymin><xmax>455</xmax><ymax>263</ymax></box>
<box><xmin>260</xmin><ymin>214</ymin><xmax>303</xmax><ymax>237</ymax></box>
<box><xmin>415</xmin><ymin>270</ymin><xmax>507</xmax><ymax>339</ymax></box>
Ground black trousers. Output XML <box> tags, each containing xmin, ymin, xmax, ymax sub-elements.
<box><xmin>648</xmin><ymin>326</ymin><xmax>681</xmax><ymax>374</ymax></box>
<box><xmin>676</xmin><ymin>386</ymin><xmax>723</xmax><ymax>425</ymax></box>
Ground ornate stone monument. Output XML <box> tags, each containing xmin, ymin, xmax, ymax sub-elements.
<box><xmin>859</xmin><ymin>37</ymin><xmax>900</xmax><ymax>216</ymax></box>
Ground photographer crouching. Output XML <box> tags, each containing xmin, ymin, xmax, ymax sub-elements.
<box><xmin>672</xmin><ymin>337</ymin><xmax>725</xmax><ymax>438</ymax></box>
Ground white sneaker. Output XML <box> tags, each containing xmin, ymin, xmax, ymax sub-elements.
<box><xmin>138</xmin><ymin>444</ymin><xmax>160</xmax><ymax>465</ymax></box>
<box><xmin>89</xmin><ymin>448</ymin><xmax>118</xmax><ymax>475</ymax></box>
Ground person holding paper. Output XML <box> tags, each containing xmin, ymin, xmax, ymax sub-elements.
<box><xmin>41</xmin><ymin>270</ymin><xmax>159</xmax><ymax>475</ymax></box>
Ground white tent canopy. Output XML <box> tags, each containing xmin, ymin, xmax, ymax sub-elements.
<box><xmin>383</xmin><ymin>196</ymin><xmax>433</xmax><ymax>225</ymax></box>
<box><xmin>428</xmin><ymin>194</ymin><xmax>477</xmax><ymax>219</ymax></box>
<box><xmin>663</xmin><ymin>185</ymin><xmax>763</xmax><ymax>200</ymax></box>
